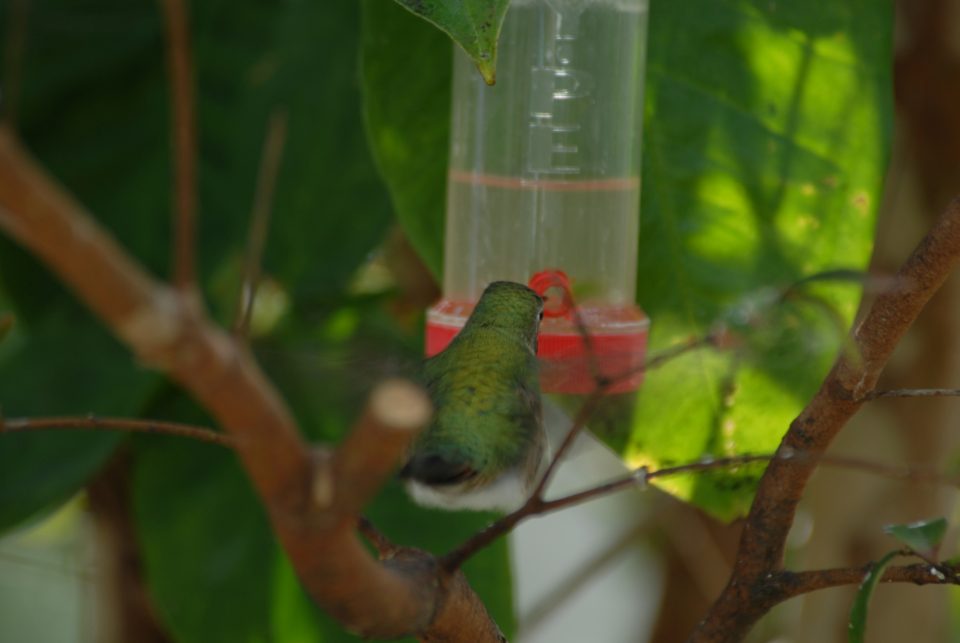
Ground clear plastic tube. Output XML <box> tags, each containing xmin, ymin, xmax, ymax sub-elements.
<box><xmin>428</xmin><ymin>0</ymin><xmax>650</xmax><ymax>393</ymax></box>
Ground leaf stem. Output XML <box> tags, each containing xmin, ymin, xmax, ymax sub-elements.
<box><xmin>0</xmin><ymin>414</ymin><xmax>235</xmax><ymax>447</ymax></box>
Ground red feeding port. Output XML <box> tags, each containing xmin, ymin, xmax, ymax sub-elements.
<box><xmin>426</xmin><ymin>270</ymin><xmax>648</xmax><ymax>394</ymax></box>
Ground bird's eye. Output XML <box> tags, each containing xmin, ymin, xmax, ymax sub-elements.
<box><xmin>538</xmin><ymin>310</ymin><xmax>544</xmax><ymax>321</ymax></box>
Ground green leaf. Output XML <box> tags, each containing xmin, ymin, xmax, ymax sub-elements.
<box><xmin>7</xmin><ymin>0</ymin><xmax>391</xmax><ymax>320</ymax></box>
<box><xmin>625</xmin><ymin>0</ymin><xmax>893</xmax><ymax>520</ymax></box>
<box><xmin>392</xmin><ymin>0</ymin><xmax>509</xmax><ymax>84</ymax></box>
<box><xmin>883</xmin><ymin>518</ymin><xmax>949</xmax><ymax>557</ymax></box>
<box><xmin>361</xmin><ymin>0</ymin><xmax>451</xmax><ymax>278</ymax></box>
<box><xmin>191</xmin><ymin>0</ymin><xmax>394</xmax><ymax>305</ymax></box>
<box><xmin>9</xmin><ymin>0</ymin><xmax>171</xmax><ymax>282</ymax></box>
<box><xmin>133</xmin><ymin>437</ymin><xmax>278</xmax><ymax>643</ymax></box>
<box><xmin>848</xmin><ymin>549</ymin><xmax>901</xmax><ymax>643</ymax></box>
<box><xmin>0</xmin><ymin>315</ymin><xmax>157</xmax><ymax>532</ymax></box>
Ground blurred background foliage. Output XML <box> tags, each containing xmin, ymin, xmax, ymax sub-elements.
<box><xmin>0</xmin><ymin>0</ymin><xmax>908</xmax><ymax>641</ymax></box>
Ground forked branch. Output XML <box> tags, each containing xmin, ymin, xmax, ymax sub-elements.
<box><xmin>0</xmin><ymin>127</ymin><xmax>502</xmax><ymax>642</ymax></box>
<box><xmin>691</xmin><ymin>196</ymin><xmax>960</xmax><ymax>642</ymax></box>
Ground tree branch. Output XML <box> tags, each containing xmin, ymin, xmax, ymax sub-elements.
<box><xmin>775</xmin><ymin>560</ymin><xmax>960</xmax><ymax>599</ymax></box>
<box><xmin>867</xmin><ymin>387</ymin><xmax>960</xmax><ymax>399</ymax></box>
<box><xmin>441</xmin><ymin>446</ymin><xmax>960</xmax><ymax>573</ymax></box>
<box><xmin>0</xmin><ymin>126</ymin><xmax>308</xmax><ymax>511</ymax></box>
<box><xmin>691</xmin><ymin>196</ymin><xmax>960</xmax><ymax>642</ymax></box>
<box><xmin>159</xmin><ymin>0</ymin><xmax>198</xmax><ymax>291</ymax></box>
<box><xmin>0</xmin><ymin>127</ymin><xmax>503</xmax><ymax>641</ymax></box>
<box><xmin>234</xmin><ymin>109</ymin><xmax>287</xmax><ymax>340</ymax></box>
<box><xmin>0</xmin><ymin>414</ymin><xmax>236</xmax><ymax>447</ymax></box>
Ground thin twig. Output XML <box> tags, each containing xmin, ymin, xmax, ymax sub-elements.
<box><xmin>234</xmin><ymin>109</ymin><xmax>288</xmax><ymax>339</ymax></box>
<box><xmin>773</xmin><ymin>559</ymin><xmax>960</xmax><ymax>601</ymax></box>
<box><xmin>441</xmin><ymin>330</ymin><xmax>768</xmax><ymax>574</ymax></box>
<box><xmin>569</xmin><ymin>304</ymin><xmax>602</xmax><ymax>384</ymax></box>
<box><xmin>537</xmin><ymin>451</ymin><xmax>960</xmax><ymax>518</ymax></box>
<box><xmin>0</xmin><ymin>415</ymin><xmax>236</xmax><ymax>447</ymax></box>
<box><xmin>0</xmin><ymin>312</ymin><xmax>13</xmax><ymax>342</ymax></box>
<box><xmin>358</xmin><ymin>516</ymin><xmax>400</xmax><ymax>558</ymax></box>
<box><xmin>160</xmin><ymin>0</ymin><xmax>198</xmax><ymax>291</ymax></box>
<box><xmin>531</xmin><ymin>389</ymin><xmax>604</xmax><ymax>500</ymax></box>
<box><xmin>440</xmin><ymin>507</ymin><xmax>530</xmax><ymax>573</ymax></box>
<box><xmin>441</xmin><ymin>448</ymin><xmax>960</xmax><ymax>572</ymax></box>
<box><xmin>867</xmin><ymin>387</ymin><xmax>960</xmax><ymax>399</ymax></box>
<box><xmin>533</xmin><ymin>332</ymin><xmax>717</xmax><ymax>501</ymax></box>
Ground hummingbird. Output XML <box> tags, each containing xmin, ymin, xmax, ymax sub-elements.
<box><xmin>400</xmin><ymin>281</ymin><xmax>547</xmax><ymax>512</ymax></box>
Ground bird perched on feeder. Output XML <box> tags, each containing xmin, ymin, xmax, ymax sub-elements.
<box><xmin>400</xmin><ymin>281</ymin><xmax>547</xmax><ymax>511</ymax></box>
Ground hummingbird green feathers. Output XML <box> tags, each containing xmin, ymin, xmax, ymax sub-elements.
<box><xmin>400</xmin><ymin>281</ymin><xmax>547</xmax><ymax>511</ymax></box>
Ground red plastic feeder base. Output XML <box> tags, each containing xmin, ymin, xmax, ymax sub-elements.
<box><xmin>426</xmin><ymin>294</ymin><xmax>648</xmax><ymax>395</ymax></box>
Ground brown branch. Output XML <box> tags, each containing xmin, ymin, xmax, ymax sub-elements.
<box><xmin>0</xmin><ymin>312</ymin><xmax>13</xmax><ymax>341</ymax></box>
<box><xmin>296</xmin><ymin>380</ymin><xmax>503</xmax><ymax>641</ymax></box>
<box><xmin>0</xmin><ymin>415</ymin><xmax>236</xmax><ymax>447</ymax></box>
<box><xmin>291</xmin><ymin>380</ymin><xmax>437</xmax><ymax>635</ymax></box>
<box><xmin>0</xmin><ymin>127</ymin><xmax>308</xmax><ymax>509</ymax></box>
<box><xmin>867</xmin><ymin>387</ymin><xmax>960</xmax><ymax>399</ymax></box>
<box><xmin>0</xmin><ymin>127</ymin><xmax>503</xmax><ymax>641</ymax></box>
<box><xmin>440</xmin><ymin>331</ymin><xmax>749</xmax><ymax>573</ymax></box>
<box><xmin>691</xmin><ymin>196</ymin><xmax>960</xmax><ymax>642</ymax></box>
<box><xmin>531</xmin><ymin>389</ymin><xmax>604</xmax><ymax>498</ymax></box>
<box><xmin>234</xmin><ymin>109</ymin><xmax>287</xmax><ymax>340</ymax></box>
<box><xmin>358</xmin><ymin>515</ymin><xmax>401</xmax><ymax>558</ymax></box>
<box><xmin>160</xmin><ymin>0</ymin><xmax>198</xmax><ymax>291</ymax></box>
<box><xmin>774</xmin><ymin>560</ymin><xmax>960</xmax><ymax>599</ymax></box>
<box><xmin>443</xmin><ymin>446</ymin><xmax>960</xmax><ymax>573</ymax></box>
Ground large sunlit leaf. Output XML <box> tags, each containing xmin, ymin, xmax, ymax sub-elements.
<box><xmin>392</xmin><ymin>0</ymin><xmax>510</xmax><ymax>84</ymax></box>
<box><xmin>626</xmin><ymin>1</ymin><xmax>893</xmax><ymax>520</ymax></box>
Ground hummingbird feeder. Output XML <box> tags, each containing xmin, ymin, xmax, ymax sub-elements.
<box><xmin>426</xmin><ymin>0</ymin><xmax>650</xmax><ymax>394</ymax></box>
